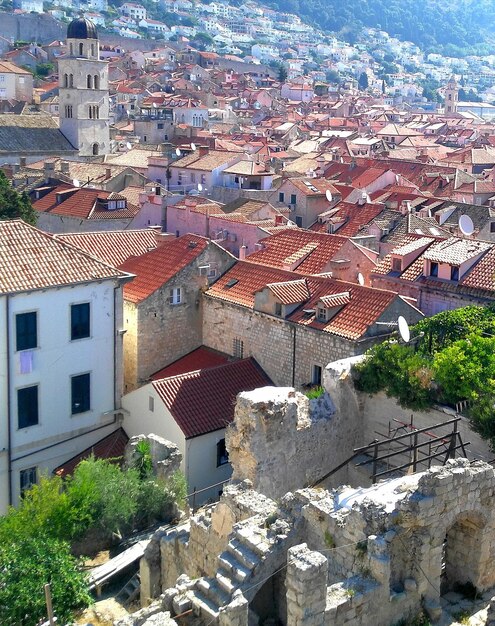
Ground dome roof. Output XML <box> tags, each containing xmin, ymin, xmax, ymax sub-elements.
<box><xmin>67</xmin><ymin>16</ymin><xmax>98</xmax><ymax>40</ymax></box>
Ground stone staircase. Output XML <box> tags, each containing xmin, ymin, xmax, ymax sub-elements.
<box><xmin>189</xmin><ymin>515</ymin><xmax>291</xmax><ymax>621</ymax></box>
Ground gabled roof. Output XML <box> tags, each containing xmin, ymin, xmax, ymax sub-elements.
<box><xmin>0</xmin><ymin>220</ymin><xmax>129</xmax><ymax>295</ymax></box>
<box><xmin>423</xmin><ymin>237</ymin><xmax>491</xmax><ymax>265</ymax></box>
<box><xmin>152</xmin><ymin>358</ymin><xmax>272</xmax><ymax>438</ymax></box>
<box><xmin>55</xmin><ymin>229</ymin><xmax>159</xmax><ymax>268</ymax></box>
<box><xmin>266</xmin><ymin>278</ymin><xmax>309</xmax><ymax>304</ymax></box>
<box><xmin>0</xmin><ymin>114</ymin><xmax>77</xmax><ymax>155</ymax></box>
<box><xmin>207</xmin><ymin>261</ymin><xmax>404</xmax><ymax>340</ymax></box>
<box><xmin>151</xmin><ymin>346</ymin><xmax>230</xmax><ymax>380</ymax></box>
<box><xmin>246</xmin><ymin>229</ymin><xmax>347</xmax><ymax>275</ymax></box>
<box><xmin>121</xmin><ymin>233</ymin><xmax>210</xmax><ymax>303</ymax></box>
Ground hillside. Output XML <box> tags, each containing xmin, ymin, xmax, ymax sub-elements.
<box><xmin>261</xmin><ymin>0</ymin><xmax>495</xmax><ymax>56</ymax></box>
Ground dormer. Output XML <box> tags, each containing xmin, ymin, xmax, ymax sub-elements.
<box><xmin>316</xmin><ymin>292</ymin><xmax>351</xmax><ymax>323</ymax></box>
<box><xmin>254</xmin><ymin>278</ymin><xmax>310</xmax><ymax>316</ymax></box>
<box><xmin>282</xmin><ymin>243</ymin><xmax>318</xmax><ymax>271</ymax></box>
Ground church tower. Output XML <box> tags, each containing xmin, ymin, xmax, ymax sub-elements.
<box><xmin>59</xmin><ymin>17</ymin><xmax>110</xmax><ymax>156</ymax></box>
<box><xmin>445</xmin><ymin>75</ymin><xmax>458</xmax><ymax>115</ymax></box>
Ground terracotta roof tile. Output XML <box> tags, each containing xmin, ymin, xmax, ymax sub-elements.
<box><xmin>151</xmin><ymin>346</ymin><xmax>230</xmax><ymax>380</ymax></box>
<box><xmin>424</xmin><ymin>238</ymin><xmax>491</xmax><ymax>265</ymax></box>
<box><xmin>0</xmin><ymin>220</ymin><xmax>128</xmax><ymax>295</ymax></box>
<box><xmin>121</xmin><ymin>234</ymin><xmax>209</xmax><ymax>303</ymax></box>
<box><xmin>153</xmin><ymin>358</ymin><xmax>272</xmax><ymax>438</ymax></box>
<box><xmin>266</xmin><ymin>278</ymin><xmax>310</xmax><ymax>304</ymax></box>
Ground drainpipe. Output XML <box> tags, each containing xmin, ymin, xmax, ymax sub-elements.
<box><xmin>6</xmin><ymin>295</ymin><xmax>12</xmax><ymax>506</ymax></box>
<box><xmin>291</xmin><ymin>323</ymin><xmax>296</xmax><ymax>387</ymax></box>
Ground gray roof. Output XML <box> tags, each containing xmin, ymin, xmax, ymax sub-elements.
<box><xmin>0</xmin><ymin>114</ymin><xmax>77</xmax><ymax>154</ymax></box>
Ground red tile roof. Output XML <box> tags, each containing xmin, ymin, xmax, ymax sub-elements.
<box><xmin>246</xmin><ymin>230</ymin><xmax>347</xmax><ymax>274</ymax></box>
<box><xmin>55</xmin><ymin>229</ymin><xmax>159</xmax><ymax>267</ymax></box>
<box><xmin>53</xmin><ymin>428</ymin><xmax>129</xmax><ymax>477</ymax></box>
<box><xmin>207</xmin><ymin>261</ymin><xmax>402</xmax><ymax>340</ymax></box>
<box><xmin>0</xmin><ymin>220</ymin><xmax>129</xmax><ymax>295</ymax></box>
<box><xmin>121</xmin><ymin>234</ymin><xmax>209</xmax><ymax>303</ymax></box>
<box><xmin>151</xmin><ymin>346</ymin><xmax>230</xmax><ymax>380</ymax></box>
<box><xmin>153</xmin><ymin>359</ymin><xmax>272</xmax><ymax>438</ymax></box>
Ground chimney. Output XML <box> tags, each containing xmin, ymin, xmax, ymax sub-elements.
<box><xmin>239</xmin><ymin>245</ymin><xmax>247</xmax><ymax>260</ymax></box>
<box><xmin>20</xmin><ymin>157</ymin><xmax>26</xmax><ymax>167</ymax></box>
<box><xmin>105</xmin><ymin>168</ymin><xmax>112</xmax><ymax>180</ymax></box>
<box><xmin>60</xmin><ymin>161</ymin><xmax>70</xmax><ymax>175</ymax></box>
<box><xmin>43</xmin><ymin>161</ymin><xmax>55</xmax><ymax>182</ymax></box>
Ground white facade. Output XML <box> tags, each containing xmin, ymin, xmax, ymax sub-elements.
<box><xmin>58</xmin><ymin>26</ymin><xmax>110</xmax><ymax>156</ymax></box>
<box><xmin>122</xmin><ymin>384</ymin><xmax>232</xmax><ymax>505</ymax></box>
<box><xmin>120</xmin><ymin>2</ymin><xmax>147</xmax><ymax>20</ymax></box>
<box><xmin>0</xmin><ymin>280</ymin><xmax>126</xmax><ymax>512</ymax></box>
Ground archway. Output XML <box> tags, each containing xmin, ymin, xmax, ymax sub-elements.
<box><xmin>92</xmin><ymin>143</ymin><xmax>99</xmax><ymax>156</ymax></box>
<box><xmin>250</xmin><ymin>570</ymin><xmax>286</xmax><ymax>624</ymax></box>
<box><xmin>441</xmin><ymin>513</ymin><xmax>486</xmax><ymax>596</ymax></box>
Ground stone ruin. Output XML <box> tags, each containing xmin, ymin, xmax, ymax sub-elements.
<box><xmin>127</xmin><ymin>388</ymin><xmax>495</xmax><ymax>626</ymax></box>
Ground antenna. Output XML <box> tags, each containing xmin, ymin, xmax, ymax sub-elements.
<box><xmin>72</xmin><ymin>179</ymin><xmax>80</xmax><ymax>187</ymax></box>
<box><xmin>357</xmin><ymin>272</ymin><xmax>364</xmax><ymax>286</ymax></box>
<box><xmin>459</xmin><ymin>214</ymin><xmax>474</xmax><ymax>236</ymax></box>
<box><xmin>175</xmin><ymin>148</ymin><xmax>181</xmax><ymax>157</ymax></box>
<box><xmin>398</xmin><ymin>316</ymin><xmax>410</xmax><ymax>343</ymax></box>
<box><xmin>191</xmin><ymin>142</ymin><xmax>196</xmax><ymax>151</ymax></box>
<box><xmin>325</xmin><ymin>189</ymin><xmax>333</xmax><ymax>202</ymax></box>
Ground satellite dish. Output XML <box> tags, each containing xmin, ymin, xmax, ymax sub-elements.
<box><xmin>357</xmin><ymin>272</ymin><xmax>364</xmax><ymax>286</ymax></box>
<box><xmin>175</xmin><ymin>148</ymin><xmax>181</xmax><ymax>156</ymax></box>
<box><xmin>395</xmin><ymin>174</ymin><xmax>400</xmax><ymax>184</ymax></box>
<box><xmin>152</xmin><ymin>102</ymin><xmax>157</xmax><ymax>108</ymax></box>
<box><xmin>126</xmin><ymin>142</ymin><xmax>132</xmax><ymax>150</ymax></box>
<box><xmin>191</xmin><ymin>142</ymin><xmax>196</xmax><ymax>151</ymax></box>
<box><xmin>72</xmin><ymin>178</ymin><xmax>80</xmax><ymax>187</ymax></box>
<box><xmin>325</xmin><ymin>189</ymin><xmax>333</xmax><ymax>202</ymax></box>
<box><xmin>197</xmin><ymin>183</ymin><xmax>203</xmax><ymax>191</ymax></box>
<box><xmin>459</xmin><ymin>214</ymin><xmax>474</xmax><ymax>236</ymax></box>
<box><xmin>398</xmin><ymin>316</ymin><xmax>410</xmax><ymax>343</ymax></box>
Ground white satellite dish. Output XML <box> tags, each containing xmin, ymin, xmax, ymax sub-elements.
<box><xmin>357</xmin><ymin>272</ymin><xmax>365</xmax><ymax>286</ymax></box>
<box><xmin>191</xmin><ymin>142</ymin><xmax>196</xmax><ymax>151</ymax></box>
<box><xmin>398</xmin><ymin>316</ymin><xmax>410</xmax><ymax>343</ymax></box>
<box><xmin>175</xmin><ymin>148</ymin><xmax>181</xmax><ymax>156</ymax></box>
<box><xmin>325</xmin><ymin>189</ymin><xmax>333</xmax><ymax>202</ymax></box>
<box><xmin>152</xmin><ymin>102</ymin><xmax>157</xmax><ymax>108</ymax></box>
<box><xmin>395</xmin><ymin>174</ymin><xmax>400</xmax><ymax>184</ymax></box>
<box><xmin>197</xmin><ymin>183</ymin><xmax>203</xmax><ymax>191</ymax></box>
<box><xmin>126</xmin><ymin>142</ymin><xmax>132</xmax><ymax>150</ymax></box>
<box><xmin>459</xmin><ymin>214</ymin><xmax>474</xmax><ymax>236</ymax></box>
<box><xmin>72</xmin><ymin>178</ymin><xmax>80</xmax><ymax>187</ymax></box>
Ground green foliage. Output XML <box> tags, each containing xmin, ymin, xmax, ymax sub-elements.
<box><xmin>358</xmin><ymin>72</ymin><xmax>369</xmax><ymax>90</ymax></box>
<box><xmin>324</xmin><ymin>530</ymin><xmax>335</xmax><ymax>548</ymax></box>
<box><xmin>353</xmin><ymin>306</ymin><xmax>495</xmax><ymax>448</ymax></box>
<box><xmin>305</xmin><ymin>386</ymin><xmax>325</xmax><ymax>400</ymax></box>
<box><xmin>0</xmin><ymin>171</ymin><xmax>37</xmax><ymax>225</ymax></box>
<box><xmin>34</xmin><ymin>62</ymin><xmax>54</xmax><ymax>78</ymax></box>
<box><xmin>133</xmin><ymin>439</ymin><xmax>153</xmax><ymax>479</ymax></box>
<box><xmin>0</xmin><ymin>534</ymin><xmax>91</xmax><ymax>626</ymax></box>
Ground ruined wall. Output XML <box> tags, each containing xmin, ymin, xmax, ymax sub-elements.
<box><xmin>226</xmin><ymin>386</ymin><xmax>360</xmax><ymax>500</ymax></box>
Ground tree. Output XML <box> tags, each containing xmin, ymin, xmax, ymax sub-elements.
<box><xmin>0</xmin><ymin>171</ymin><xmax>37</xmax><ymax>225</ymax></box>
<box><xmin>277</xmin><ymin>64</ymin><xmax>288</xmax><ymax>83</ymax></box>
<box><xmin>358</xmin><ymin>72</ymin><xmax>369</xmax><ymax>91</ymax></box>
<box><xmin>325</xmin><ymin>69</ymin><xmax>340</xmax><ymax>84</ymax></box>
<box><xmin>0</xmin><ymin>534</ymin><xmax>91</xmax><ymax>626</ymax></box>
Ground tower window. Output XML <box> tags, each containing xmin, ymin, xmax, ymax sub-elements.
<box><xmin>94</xmin><ymin>75</ymin><xmax>99</xmax><ymax>89</ymax></box>
<box><xmin>87</xmin><ymin>74</ymin><xmax>92</xmax><ymax>89</ymax></box>
<box><xmin>92</xmin><ymin>143</ymin><xmax>99</xmax><ymax>156</ymax></box>
<box><xmin>91</xmin><ymin>43</ymin><xmax>95</xmax><ymax>57</ymax></box>
<box><xmin>69</xmin><ymin>74</ymin><xmax>73</xmax><ymax>88</ymax></box>
<box><xmin>64</xmin><ymin>105</ymin><xmax>73</xmax><ymax>118</ymax></box>
<box><xmin>79</xmin><ymin>42</ymin><xmax>84</xmax><ymax>56</ymax></box>
<box><xmin>63</xmin><ymin>73</ymin><xmax>68</xmax><ymax>87</ymax></box>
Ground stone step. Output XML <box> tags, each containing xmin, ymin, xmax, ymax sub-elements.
<box><xmin>234</xmin><ymin>527</ymin><xmax>271</xmax><ymax>557</ymax></box>
<box><xmin>196</xmin><ymin>578</ymin><xmax>230</xmax><ymax>608</ymax></box>
<box><xmin>216</xmin><ymin>569</ymin><xmax>237</xmax><ymax>596</ymax></box>
<box><xmin>191</xmin><ymin>589</ymin><xmax>220</xmax><ymax>621</ymax></box>
<box><xmin>228</xmin><ymin>539</ymin><xmax>261</xmax><ymax>570</ymax></box>
<box><xmin>218</xmin><ymin>552</ymin><xmax>251</xmax><ymax>583</ymax></box>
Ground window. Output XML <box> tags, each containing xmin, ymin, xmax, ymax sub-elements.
<box><xmin>233</xmin><ymin>337</ymin><xmax>244</xmax><ymax>358</ymax></box>
<box><xmin>79</xmin><ymin>42</ymin><xmax>84</xmax><ymax>56</ymax></box>
<box><xmin>69</xmin><ymin>74</ymin><xmax>73</xmax><ymax>87</ymax></box>
<box><xmin>169</xmin><ymin>287</ymin><xmax>182</xmax><ymax>305</ymax></box>
<box><xmin>65</xmin><ymin>105</ymin><xmax>73</xmax><ymax>118</ymax></box>
<box><xmin>18</xmin><ymin>385</ymin><xmax>39</xmax><ymax>428</ymax></box>
<box><xmin>71</xmin><ymin>373</ymin><xmax>90</xmax><ymax>414</ymax></box>
<box><xmin>157</xmin><ymin>123</ymin><xmax>164</xmax><ymax>129</ymax></box>
<box><xmin>201</xmin><ymin>174</ymin><xmax>207</xmax><ymax>185</ymax></box>
<box><xmin>71</xmin><ymin>303</ymin><xmax>90</xmax><ymax>340</ymax></box>
<box><xmin>290</xmin><ymin>194</ymin><xmax>297</xmax><ymax>205</ymax></box>
<box><xmin>16</xmin><ymin>312</ymin><xmax>37</xmax><ymax>351</ymax></box>
<box><xmin>278</xmin><ymin>192</ymin><xmax>284</xmax><ymax>202</ymax></box>
<box><xmin>63</xmin><ymin>73</ymin><xmax>68</xmax><ymax>87</ymax></box>
<box><xmin>87</xmin><ymin>74</ymin><xmax>92</xmax><ymax>88</ymax></box>
<box><xmin>191</xmin><ymin>172</ymin><xmax>196</xmax><ymax>183</ymax></box>
<box><xmin>216</xmin><ymin>438</ymin><xmax>229</xmax><ymax>466</ymax></box>
<box><xmin>490</xmin><ymin>222</ymin><xmax>495</xmax><ymax>233</ymax></box>
<box><xmin>275</xmin><ymin>302</ymin><xmax>282</xmax><ymax>316</ymax></box>
<box><xmin>430</xmin><ymin>262</ymin><xmax>439</xmax><ymax>277</ymax></box>
<box><xmin>149</xmin><ymin>395</ymin><xmax>154</xmax><ymax>412</ymax></box>
<box><xmin>20</xmin><ymin>467</ymin><xmax>37</xmax><ymax>495</ymax></box>
<box><xmin>392</xmin><ymin>257</ymin><xmax>402</xmax><ymax>272</ymax></box>
<box><xmin>94</xmin><ymin>75</ymin><xmax>99</xmax><ymax>89</ymax></box>
<box><xmin>312</xmin><ymin>364</ymin><xmax>322</xmax><ymax>386</ymax></box>
<box><xmin>451</xmin><ymin>265</ymin><xmax>459</xmax><ymax>281</ymax></box>
<box><xmin>295</xmin><ymin>216</ymin><xmax>303</xmax><ymax>227</ymax></box>
<box><xmin>93</xmin><ymin>143</ymin><xmax>99</xmax><ymax>156</ymax></box>
<box><xmin>317</xmin><ymin>307</ymin><xmax>327</xmax><ymax>322</ymax></box>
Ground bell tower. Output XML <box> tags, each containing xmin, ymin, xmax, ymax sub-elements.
<box><xmin>445</xmin><ymin>75</ymin><xmax>458</xmax><ymax>115</ymax></box>
<box><xmin>59</xmin><ymin>17</ymin><xmax>110</xmax><ymax>156</ymax></box>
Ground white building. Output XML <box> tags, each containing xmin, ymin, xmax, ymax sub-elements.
<box><xmin>119</xmin><ymin>2</ymin><xmax>146</xmax><ymax>21</ymax></box>
<box><xmin>0</xmin><ymin>220</ymin><xmax>132</xmax><ymax>512</ymax></box>
<box><xmin>58</xmin><ymin>17</ymin><xmax>110</xmax><ymax>156</ymax></box>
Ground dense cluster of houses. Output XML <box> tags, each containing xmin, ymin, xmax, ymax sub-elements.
<box><xmin>4</xmin><ymin>14</ymin><xmax>495</xmax><ymax>512</ymax></box>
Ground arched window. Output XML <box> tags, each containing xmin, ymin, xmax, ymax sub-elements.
<box><xmin>94</xmin><ymin>75</ymin><xmax>99</xmax><ymax>90</ymax></box>
<box><xmin>89</xmin><ymin>106</ymin><xmax>93</xmax><ymax>119</ymax></box>
<box><xmin>91</xmin><ymin>43</ymin><xmax>95</xmax><ymax>57</ymax></box>
<box><xmin>69</xmin><ymin>43</ymin><xmax>73</xmax><ymax>55</ymax></box>
<box><xmin>92</xmin><ymin>143</ymin><xmax>99</xmax><ymax>156</ymax></box>
<box><xmin>63</xmin><ymin>74</ymin><xmax>68</xmax><ymax>88</ymax></box>
<box><xmin>69</xmin><ymin>74</ymin><xmax>74</xmax><ymax>88</ymax></box>
<box><xmin>87</xmin><ymin>74</ymin><xmax>92</xmax><ymax>89</ymax></box>
<box><xmin>79</xmin><ymin>42</ymin><xmax>84</xmax><ymax>56</ymax></box>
